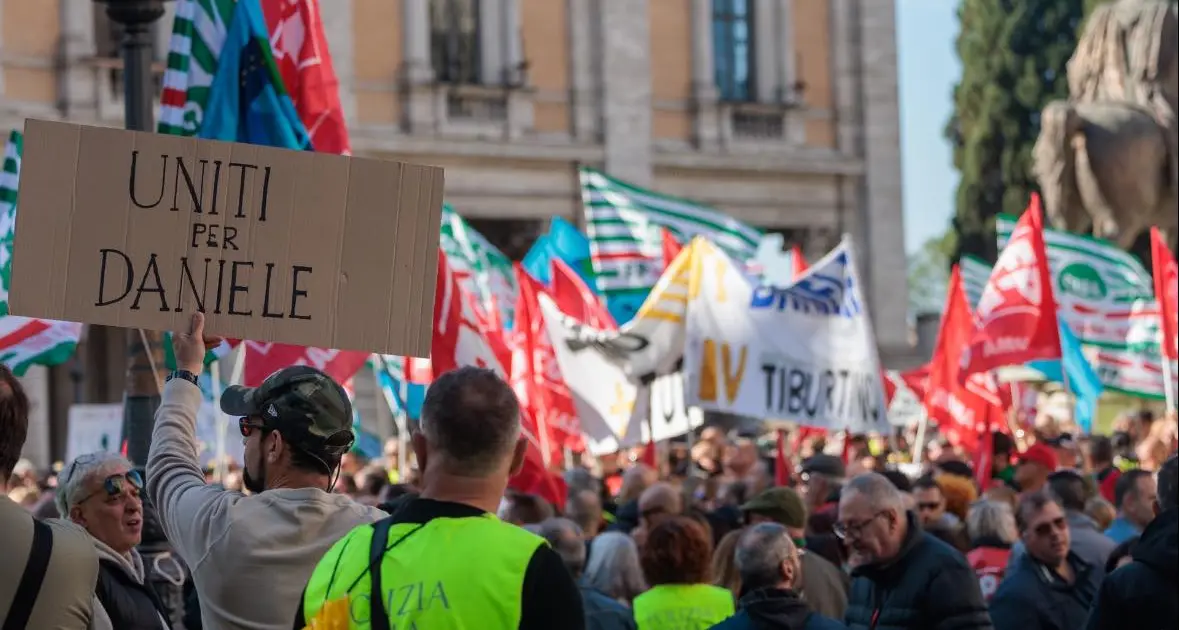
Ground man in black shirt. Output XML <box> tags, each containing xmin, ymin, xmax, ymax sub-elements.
<box><xmin>295</xmin><ymin>366</ymin><xmax>584</xmax><ymax>629</ymax></box>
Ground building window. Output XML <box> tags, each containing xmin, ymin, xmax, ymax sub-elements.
<box><xmin>712</xmin><ymin>0</ymin><xmax>754</xmax><ymax>102</ymax></box>
<box><xmin>430</xmin><ymin>0</ymin><xmax>482</xmax><ymax>84</ymax></box>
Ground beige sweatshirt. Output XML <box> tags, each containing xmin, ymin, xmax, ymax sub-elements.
<box><xmin>146</xmin><ymin>379</ymin><xmax>386</xmax><ymax>630</ymax></box>
<box><xmin>88</xmin><ymin>540</ymin><xmax>170</xmax><ymax>630</ymax></box>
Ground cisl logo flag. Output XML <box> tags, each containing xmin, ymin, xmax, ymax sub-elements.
<box><xmin>961</xmin><ymin>195</ymin><xmax>1061</xmax><ymax>378</ymax></box>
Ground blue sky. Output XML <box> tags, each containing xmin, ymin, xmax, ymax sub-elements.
<box><xmin>897</xmin><ymin>0</ymin><xmax>961</xmax><ymax>254</ymax></box>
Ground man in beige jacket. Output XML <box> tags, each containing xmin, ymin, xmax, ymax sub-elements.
<box><xmin>147</xmin><ymin>313</ymin><xmax>385</xmax><ymax>629</ymax></box>
<box><xmin>0</xmin><ymin>364</ymin><xmax>99</xmax><ymax>629</ymax></box>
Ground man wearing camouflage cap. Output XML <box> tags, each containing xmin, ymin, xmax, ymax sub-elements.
<box><xmin>146</xmin><ymin>313</ymin><xmax>386</xmax><ymax>630</ymax></box>
<box><xmin>742</xmin><ymin>486</ymin><xmax>849</xmax><ymax>620</ymax></box>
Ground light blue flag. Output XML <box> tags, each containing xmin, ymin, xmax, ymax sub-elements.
<box><xmin>197</xmin><ymin>0</ymin><xmax>311</xmax><ymax>150</ymax></box>
<box><xmin>522</xmin><ymin>217</ymin><xmax>596</xmax><ymax>286</ymax></box>
<box><xmin>375</xmin><ymin>359</ymin><xmax>426</xmax><ymax>420</ymax></box>
<box><xmin>1028</xmin><ymin>317</ymin><xmax>1104</xmax><ymax>433</ymax></box>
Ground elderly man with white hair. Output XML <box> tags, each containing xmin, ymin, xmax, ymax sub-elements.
<box><xmin>838</xmin><ymin>472</ymin><xmax>992</xmax><ymax>630</ymax></box>
<box><xmin>57</xmin><ymin>451</ymin><xmax>169</xmax><ymax>630</ymax></box>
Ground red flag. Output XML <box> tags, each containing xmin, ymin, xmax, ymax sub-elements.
<box><xmin>639</xmin><ymin>440</ymin><xmax>659</xmax><ymax>469</ymax></box>
<box><xmin>662</xmin><ymin>229</ymin><xmax>684</xmax><ymax>268</ymax></box>
<box><xmin>900</xmin><ymin>364</ymin><xmax>931</xmax><ymax>401</ymax></box>
<box><xmin>551</xmin><ymin>258</ymin><xmax>617</xmax><ymax>330</ymax></box>
<box><xmin>774</xmin><ymin>429</ymin><xmax>790</xmax><ymax>486</ymax></box>
<box><xmin>790</xmin><ymin>245</ymin><xmax>808</xmax><ymax>280</ymax></box>
<box><xmin>432</xmin><ymin>252</ymin><xmax>567</xmax><ymax>497</ymax></box>
<box><xmin>962</xmin><ymin>195</ymin><xmax>1061</xmax><ymax>377</ymax></box>
<box><xmin>241</xmin><ymin>1</ymin><xmax>360</xmax><ymax>387</ymax></box>
<box><xmin>1151</xmin><ymin>227</ymin><xmax>1178</xmax><ymax>362</ymax></box>
<box><xmin>510</xmin><ymin>416</ymin><xmax>569</xmax><ymax>511</ymax></box>
<box><xmin>261</xmin><ymin>0</ymin><xmax>351</xmax><ymax>155</ymax></box>
<box><xmin>511</xmin><ymin>266</ymin><xmax>583</xmax><ymax>460</ymax></box>
<box><xmin>925</xmin><ymin>266</ymin><xmax>1002</xmax><ymax>452</ymax></box>
<box><xmin>883</xmin><ymin>372</ymin><xmax>899</xmax><ymax>407</ymax></box>
<box><xmin>242</xmin><ymin>343</ymin><xmax>368</xmax><ymax>387</ymax></box>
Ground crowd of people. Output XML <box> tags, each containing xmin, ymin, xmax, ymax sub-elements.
<box><xmin>2</xmin><ymin>313</ymin><xmax>1178</xmax><ymax>630</ymax></box>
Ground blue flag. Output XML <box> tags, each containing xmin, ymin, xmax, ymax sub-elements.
<box><xmin>1028</xmin><ymin>317</ymin><xmax>1104</xmax><ymax>433</ymax></box>
<box><xmin>375</xmin><ymin>360</ymin><xmax>426</xmax><ymax>420</ymax></box>
<box><xmin>522</xmin><ymin>217</ymin><xmax>595</xmax><ymax>286</ymax></box>
<box><xmin>198</xmin><ymin>0</ymin><xmax>311</xmax><ymax>149</ymax></box>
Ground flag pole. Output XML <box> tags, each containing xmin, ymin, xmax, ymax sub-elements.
<box><xmin>1162</xmin><ymin>357</ymin><xmax>1177</xmax><ymax>413</ymax></box>
<box><xmin>396</xmin><ymin>365</ymin><xmax>410</xmax><ymax>479</ymax></box>
<box><xmin>104</xmin><ymin>0</ymin><xmax>168</xmax><ymax>468</ymax></box>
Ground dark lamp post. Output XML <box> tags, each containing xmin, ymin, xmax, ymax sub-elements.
<box><xmin>95</xmin><ymin>0</ymin><xmax>169</xmax><ymax>468</ymax></box>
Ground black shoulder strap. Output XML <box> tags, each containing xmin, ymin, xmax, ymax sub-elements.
<box><xmin>368</xmin><ymin>518</ymin><xmax>395</xmax><ymax>630</ymax></box>
<box><xmin>3</xmin><ymin>520</ymin><xmax>54</xmax><ymax>630</ymax></box>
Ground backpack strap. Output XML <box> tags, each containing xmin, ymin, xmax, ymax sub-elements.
<box><xmin>368</xmin><ymin>518</ymin><xmax>395</xmax><ymax>630</ymax></box>
<box><xmin>2</xmin><ymin>520</ymin><xmax>54</xmax><ymax>630</ymax></box>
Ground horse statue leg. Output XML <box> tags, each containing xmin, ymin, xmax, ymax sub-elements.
<box><xmin>1034</xmin><ymin>101</ymin><xmax>1091</xmax><ymax>232</ymax></box>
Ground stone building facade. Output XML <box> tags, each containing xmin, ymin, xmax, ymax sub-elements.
<box><xmin>1</xmin><ymin>0</ymin><xmax>913</xmax><ymax>463</ymax></box>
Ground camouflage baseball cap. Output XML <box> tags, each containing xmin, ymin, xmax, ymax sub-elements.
<box><xmin>220</xmin><ymin>366</ymin><xmax>354</xmax><ymax>455</ymax></box>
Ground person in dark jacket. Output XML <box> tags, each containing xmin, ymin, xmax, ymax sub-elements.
<box><xmin>710</xmin><ymin>523</ymin><xmax>846</xmax><ymax>630</ymax></box>
<box><xmin>741</xmin><ymin>487</ymin><xmax>849</xmax><ymax>620</ymax></box>
<box><xmin>537</xmin><ymin>517</ymin><xmax>637</xmax><ymax>630</ymax></box>
<box><xmin>1085</xmin><ymin>454</ymin><xmax>1179</xmax><ymax>630</ymax></box>
<box><xmin>838</xmin><ymin>473</ymin><xmax>992</xmax><ymax>630</ymax></box>
<box><xmin>989</xmin><ymin>491</ymin><xmax>1098</xmax><ymax>630</ymax></box>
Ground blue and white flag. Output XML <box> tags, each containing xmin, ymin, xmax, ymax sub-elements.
<box><xmin>682</xmin><ymin>237</ymin><xmax>890</xmax><ymax>433</ymax></box>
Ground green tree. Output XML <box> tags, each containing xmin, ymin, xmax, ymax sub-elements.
<box><xmin>946</xmin><ymin>0</ymin><xmax>1085</xmax><ymax>265</ymax></box>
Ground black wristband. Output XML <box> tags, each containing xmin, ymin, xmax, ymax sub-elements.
<box><xmin>166</xmin><ymin>370</ymin><xmax>200</xmax><ymax>387</ymax></box>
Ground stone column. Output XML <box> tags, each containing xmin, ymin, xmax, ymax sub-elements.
<box><xmin>0</xmin><ymin>1</ymin><xmax>6</xmax><ymax>96</ymax></box>
<box><xmin>776</xmin><ymin>0</ymin><xmax>796</xmax><ymax>101</ymax></box>
<box><xmin>690</xmin><ymin>0</ymin><xmax>719</xmax><ymax>148</ymax></box>
<box><xmin>752</xmin><ymin>0</ymin><xmax>777</xmax><ymax>103</ymax></box>
<box><xmin>567</xmin><ymin>0</ymin><xmax>596</xmax><ymax>139</ymax></box>
<box><xmin>830</xmin><ymin>0</ymin><xmax>859</xmax><ymax>154</ymax></box>
<box><xmin>402</xmin><ymin>0</ymin><xmax>435</xmax><ymax>132</ymax></box>
<box><xmin>402</xmin><ymin>0</ymin><xmax>434</xmax><ymax>84</ymax></box>
<box><xmin>479</xmin><ymin>0</ymin><xmax>503</xmax><ymax>83</ymax></box>
<box><xmin>59</xmin><ymin>0</ymin><xmax>99</xmax><ymax>120</ymax></box>
<box><xmin>599</xmin><ymin>0</ymin><xmax>652</xmax><ymax>184</ymax></box>
<box><xmin>503</xmin><ymin>0</ymin><xmax>524</xmax><ymax>85</ymax></box>
<box><xmin>857</xmin><ymin>0</ymin><xmax>908</xmax><ymax>353</ymax></box>
<box><xmin>320</xmin><ymin>0</ymin><xmax>357</xmax><ymax>129</ymax></box>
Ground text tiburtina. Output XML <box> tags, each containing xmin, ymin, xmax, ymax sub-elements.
<box><xmin>92</xmin><ymin>151</ymin><xmax>312</xmax><ymax>319</ymax></box>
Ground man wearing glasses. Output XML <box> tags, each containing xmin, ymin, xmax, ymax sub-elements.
<box><xmin>988</xmin><ymin>492</ymin><xmax>1097</xmax><ymax>630</ymax></box>
<box><xmin>838</xmin><ymin>472</ymin><xmax>991</xmax><ymax>630</ymax></box>
<box><xmin>146</xmin><ymin>313</ymin><xmax>386</xmax><ymax>630</ymax></box>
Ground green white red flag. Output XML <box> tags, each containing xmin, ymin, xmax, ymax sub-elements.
<box><xmin>0</xmin><ymin>131</ymin><xmax>83</xmax><ymax>375</ymax></box>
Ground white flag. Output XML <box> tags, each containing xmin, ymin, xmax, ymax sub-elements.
<box><xmin>683</xmin><ymin>238</ymin><xmax>891</xmax><ymax>433</ymax></box>
<box><xmin>539</xmin><ymin>293</ymin><xmax>648</xmax><ymax>454</ymax></box>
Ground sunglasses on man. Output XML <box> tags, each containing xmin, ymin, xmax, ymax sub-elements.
<box><xmin>239</xmin><ymin>417</ymin><xmax>268</xmax><ymax>438</ymax></box>
<box><xmin>75</xmin><ymin>470</ymin><xmax>144</xmax><ymax>505</ymax></box>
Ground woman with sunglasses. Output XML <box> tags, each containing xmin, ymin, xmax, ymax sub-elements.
<box><xmin>57</xmin><ymin>452</ymin><xmax>170</xmax><ymax>630</ymax></box>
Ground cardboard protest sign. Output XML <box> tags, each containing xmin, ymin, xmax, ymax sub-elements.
<box><xmin>9</xmin><ymin>120</ymin><xmax>444</xmax><ymax>357</ymax></box>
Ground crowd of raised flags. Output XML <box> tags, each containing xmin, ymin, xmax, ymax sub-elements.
<box><xmin>0</xmin><ymin>0</ymin><xmax>1177</xmax><ymax>503</ymax></box>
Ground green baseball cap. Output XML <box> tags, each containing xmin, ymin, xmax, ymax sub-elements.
<box><xmin>220</xmin><ymin>366</ymin><xmax>354</xmax><ymax>456</ymax></box>
<box><xmin>741</xmin><ymin>487</ymin><xmax>808</xmax><ymax>529</ymax></box>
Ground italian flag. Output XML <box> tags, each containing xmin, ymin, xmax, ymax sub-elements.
<box><xmin>0</xmin><ymin>130</ymin><xmax>84</xmax><ymax>376</ymax></box>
